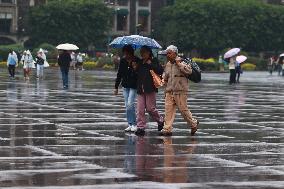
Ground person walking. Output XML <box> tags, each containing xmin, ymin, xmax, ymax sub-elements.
<box><xmin>276</xmin><ymin>56</ymin><xmax>283</xmax><ymax>76</ymax></box>
<box><xmin>58</xmin><ymin>50</ymin><xmax>71</xmax><ymax>89</ymax></box>
<box><xmin>228</xmin><ymin>56</ymin><xmax>237</xmax><ymax>84</ymax></box>
<box><xmin>161</xmin><ymin>45</ymin><xmax>199</xmax><ymax>136</ymax></box>
<box><xmin>268</xmin><ymin>56</ymin><xmax>276</xmax><ymax>75</ymax></box>
<box><xmin>76</xmin><ymin>53</ymin><xmax>84</xmax><ymax>71</ymax></box>
<box><xmin>114</xmin><ymin>45</ymin><xmax>139</xmax><ymax>132</ymax></box>
<box><xmin>235</xmin><ymin>61</ymin><xmax>242</xmax><ymax>83</ymax></box>
<box><xmin>133</xmin><ymin>46</ymin><xmax>164</xmax><ymax>136</ymax></box>
<box><xmin>70</xmin><ymin>52</ymin><xmax>76</xmax><ymax>70</ymax></box>
<box><xmin>35</xmin><ymin>50</ymin><xmax>45</xmax><ymax>79</ymax></box>
<box><xmin>7</xmin><ymin>51</ymin><xmax>18</xmax><ymax>79</ymax></box>
<box><xmin>21</xmin><ymin>50</ymin><xmax>33</xmax><ymax>80</ymax></box>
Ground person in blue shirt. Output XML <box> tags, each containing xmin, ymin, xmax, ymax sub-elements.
<box><xmin>7</xmin><ymin>51</ymin><xmax>18</xmax><ymax>79</ymax></box>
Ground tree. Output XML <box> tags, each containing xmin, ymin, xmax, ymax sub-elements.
<box><xmin>28</xmin><ymin>0</ymin><xmax>112</xmax><ymax>49</ymax></box>
<box><xmin>155</xmin><ymin>0</ymin><xmax>284</xmax><ymax>56</ymax></box>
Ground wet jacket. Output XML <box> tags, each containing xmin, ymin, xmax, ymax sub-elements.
<box><xmin>115</xmin><ymin>57</ymin><xmax>139</xmax><ymax>89</ymax></box>
<box><xmin>58</xmin><ymin>52</ymin><xmax>71</xmax><ymax>69</ymax></box>
<box><xmin>163</xmin><ymin>60</ymin><xmax>192</xmax><ymax>94</ymax></box>
<box><xmin>136</xmin><ymin>58</ymin><xmax>163</xmax><ymax>95</ymax></box>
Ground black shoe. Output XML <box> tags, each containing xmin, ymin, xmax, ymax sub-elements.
<box><xmin>160</xmin><ymin>129</ymin><xmax>172</xmax><ymax>136</ymax></box>
<box><xmin>135</xmin><ymin>128</ymin><xmax>145</xmax><ymax>136</ymax></box>
<box><xmin>158</xmin><ymin>122</ymin><xmax>164</xmax><ymax>131</ymax></box>
<box><xmin>191</xmin><ymin>121</ymin><xmax>199</xmax><ymax>136</ymax></box>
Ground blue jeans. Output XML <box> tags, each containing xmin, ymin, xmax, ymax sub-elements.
<box><xmin>60</xmin><ymin>67</ymin><xmax>69</xmax><ymax>87</ymax></box>
<box><xmin>123</xmin><ymin>88</ymin><xmax>137</xmax><ymax>125</ymax></box>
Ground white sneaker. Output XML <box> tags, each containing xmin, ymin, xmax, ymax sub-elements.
<box><xmin>125</xmin><ymin>125</ymin><xmax>132</xmax><ymax>132</ymax></box>
<box><xmin>130</xmin><ymin>125</ymin><xmax>137</xmax><ymax>132</ymax></box>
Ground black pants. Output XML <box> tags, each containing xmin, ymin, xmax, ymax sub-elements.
<box><xmin>8</xmin><ymin>65</ymin><xmax>15</xmax><ymax>78</ymax></box>
<box><xmin>229</xmin><ymin>69</ymin><xmax>236</xmax><ymax>84</ymax></box>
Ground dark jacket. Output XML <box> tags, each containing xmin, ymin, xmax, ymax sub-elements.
<box><xmin>115</xmin><ymin>57</ymin><xmax>139</xmax><ymax>89</ymax></box>
<box><xmin>136</xmin><ymin>58</ymin><xmax>163</xmax><ymax>95</ymax></box>
<box><xmin>58</xmin><ymin>52</ymin><xmax>71</xmax><ymax>69</ymax></box>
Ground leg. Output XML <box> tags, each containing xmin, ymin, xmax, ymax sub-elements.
<box><xmin>65</xmin><ymin>69</ymin><xmax>69</xmax><ymax>87</ymax></box>
<box><xmin>128</xmin><ymin>88</ymin><xmax>137</xmax><ymax>125</ymax></box>
<box><xmin>237</xmin><ymin>72</ymin><xmax>240</xmax><ymax>83</ymax></box>
<box><xmin>41</xmin><ymin>65</ymin><xmax>44</xmax><ymax>78</ymax></box>
<box><xmin>175</xmin><ymin>93</ymin><xmax>198</xmax><ymax>133</ymax></box>
<box><xmin>123</xmin><ymin>88</ymin><xmax>131</xmax><ymax>125</ymax></box>
<box><xmin>163</xmin><ymin>93</ymin><xmax>176</xmax><ymax>132</ymax></box>
<box><xmin>11</xmin><ymin>65</ymin><xmax>15</xmax><ymax>78</ymax></box>
<box><xmin>229</xmin><ymin>69</ymin><xmax>234</xmax><ymax>84</ymax></box>
<box><xmin>145</xmin><ymin>92</ymin><xmax>163</xmax><ymax>124</ymax></box>
<box><xmin>136</xmin><ymin>94</ymin><xmax>146</xmax><ymax>129</ymax></box>
<box><xmin>60</xmin><ymin>68</ymin><xmax>66</xmax><ymax>87</ymax></box>
<box><xmin>8</xmin><ymin>65</ymin><xmax>12</xmax><ymax>77</ymax></box>
<box><xmin>37</xmin><ymin>64</ymin><xmax>40</xmax><ymax>77</ymax></box>
<box><xmin>23</xmin><ymin>69</ymin><xmax>27</xmax><ymax>79</ymax></box>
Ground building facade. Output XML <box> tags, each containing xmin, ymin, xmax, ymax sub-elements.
<box><xmin>0</xmin><ymin>0</ymin><xmax>46</xmax><ymax>45</ymax></box>
<box><xmin>104</xmin><ymin>0</ymin><xmax>172</xmax><ymax>37</ymax></box>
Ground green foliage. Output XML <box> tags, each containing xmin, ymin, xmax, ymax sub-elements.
<box><xmin>156</xmin><ymin>0</ymin><xmax>284</xmax><ymax>56</ymax></box>
<box><xmin>29</xmin><ymin>0</ymin><xmax>112</xmax><ymax>49</ymax></box>
<box><xmin>192</xmin><ymin>57</ymin><xmax>218</xmax><ymax>71</ymax></box>
<box><xmin>32</xmin><ymin>43</ymin><xmax>57</xmax><ymax>60</ymax></box>
<box><xmin>247</xmin><ymin>56</ymin><xmax>267</xmax><ymax>70</ymax></box>
<box><xmin>241</xmin><ymin>63</ymin><xmax>256</xmax><ymax>71</ymax></box>
<box><xmin>0</xmin><ymin>44</ymin><xmax>25</xmax><ymax>61</ymax></box>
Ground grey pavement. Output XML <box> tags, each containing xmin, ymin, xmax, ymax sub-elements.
<box><xmin>0</xmin><ymin>69</ymin><xmax>283</xmax><ymax>189</ymax></box>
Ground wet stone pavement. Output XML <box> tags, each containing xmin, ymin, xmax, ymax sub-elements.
<box><xmin>0</xmin><ymin>69</ymin><xmax>283</xmax><ymax>189</ymax></box>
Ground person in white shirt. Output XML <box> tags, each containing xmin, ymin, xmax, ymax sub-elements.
<box><xmin>228</xmin><ymin>56</ymin><xmax>237</xmax><ymax>84</ymax></box>
<box><xmin>21</xmin><ymin>50</ymin><xmax>33</xmax><ymax>80</ymax></box>
<box><xmin>76</xmin><ymin>53</ymin><xmax>84</xmax><ymax>71</ymax></box>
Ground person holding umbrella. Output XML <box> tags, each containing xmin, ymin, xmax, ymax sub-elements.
<box><xmin>278</xmin><ymin>54</ymin><xmax>284</xmax><ymax>76</ymax></box>
<box><xmin>236</xmin><ymin>55</ymin><xmax>247</xmax><ymax>83</ymax></box>
<box><xmin>58</xmin><ymin>50</ymin><xmax>72</xmax><ymax>89</ymax></box>
<box><xmin>114</xmin><ymin>45</ymin><xmax>139</xmax><ymax>132</ymax></box>
<box><xmin>56</xmin><ymin>43</ymin><xmax>79</xmax><ymax>89</ymax></box>
<box><xmin>224</xmin><ymin>48</ymin><xmax>240</xmax><ymax>84</ymax></box>
<box><xmin>132</xmin><ymin>45</ymin><xmax>164</xmax><ymax>136</ymax></box>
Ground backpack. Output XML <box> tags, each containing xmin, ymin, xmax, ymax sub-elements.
<box><xmin>183</xmin><ymin>58</ymin><xmax>202</xmax><ymax>83</ymax></box>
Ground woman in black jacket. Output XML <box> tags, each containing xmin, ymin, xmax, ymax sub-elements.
<box><xmin>114</xmin><ymin>45</ymin><xmax>139</xmax><ymax>132</ymax></box>
<box><xmin>133</xmin><ymin>46</ymin><xmax>164</xmax><ymax>136</ymax></box>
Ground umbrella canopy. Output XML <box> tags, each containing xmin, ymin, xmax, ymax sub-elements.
<box><xmin>56</xmin><ymin>43</ymin><xmax>79</xmax><ymax>51</ymax></box>
<box><xmin>109</xmin><ymin>35</ymin><xmax>162</xmax><ymax>49</ymax></box>
<box><xmin>224</xmin><ymin>48</ymin><xmax>241</xmax><ymax>59</ymax></box>
<box><xmin>279</xmin><ymin>53</ymin><xmax>284</xmax><ymax>57</ymax></box>
<box><xmin>236</xmin><ymin>55</ymin><xmax>247</xmax><ymax>64</ymax></box>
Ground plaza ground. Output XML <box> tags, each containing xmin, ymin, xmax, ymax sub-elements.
<box><xmin>0</xmin><ymin>69</ymin><xmax>283</xmax><ymax>188</ymax></box>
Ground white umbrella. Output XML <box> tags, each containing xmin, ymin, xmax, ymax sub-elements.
<box><xmin>224</xmin><ymin>48</ymin><xmax>241</xmax><ymax>59</ymax></box>
<box><xmin>236</xmin><ymin>55</ymin><xmax>247</xmax><ymax>64</ymax></box>
<box><xmin>56</xmin><ymin>43</ymin><xmax>79</xmax><ymax>51</ymax></box>
<box><xmin>279</xmin><ymin>53</ymin><xmax>284</xmax><ymax>57</ymax></box>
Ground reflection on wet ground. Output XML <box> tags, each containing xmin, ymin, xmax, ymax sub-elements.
<box><xmin>0</xmin><ymin>69</ymin><xmax>283</xmax><ymax>188</ymax></box>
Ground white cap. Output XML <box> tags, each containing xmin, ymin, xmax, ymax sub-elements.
<box><xmin>26</xmin><ymin>50</ymin><xmax>31</xmax><ymax>55</ymax></box>
<box><xmin>166</xmin><ymin>45</ymin><xmax>178</xmax><ymax>54</ymax></box>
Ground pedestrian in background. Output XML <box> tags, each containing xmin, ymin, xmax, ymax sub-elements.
<box><xmin>7</xmin><ymin>51</ymin><xmax>17</xmax><ymax>79</ymax></box>
<box><xmin>35</xmin><ymin>50</ymin><xmax>45</xmax><ymax>79</ymax></box>
<box><xmin>21</xmin><ymin>50</ymin><xmax>33</xmax><ymax>80</ymax></box>
<box><xmin>114</xmin><ymin>45</ymin><xmax>139</xmax><ymax>132</ymax></box>
<box><xmin>228</xmin><ymin>56</ymin><xmax>237</xmax><ymax>84</ymax></box>
<box><xmin>70</xmin><ymin>52</ymin><xmax>76</xmax><ymax>70</ymax></box>
<box><xmin>76</xmin><ymin>53</ymin><xmax>84</xmax><ymax>71</ymax></box>
<box><xmin>58</xmin><ymin>50</ymin><xmax>71</xmax><ymax>89</ymax></box>
<box><xmin>268</xmin><ymin>56</ymin><xmax>276</xmax><ymax>75</ymax></box>
<box><xmin>161</xmin><ymin>45</ymin><xmax>199</xmax><ymax>136</ymax></box>
<box><xmin>235</xmin><ymin>61</ymin><xmax>242</xmax><ymax>83</ymax></box>
<box><xmin>133</xmin><ymin>45</ymin><xmax>164</xmax><ymax>136</ymax></box>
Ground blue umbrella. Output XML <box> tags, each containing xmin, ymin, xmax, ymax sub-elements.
<box><xmin>109</xmin><ymin>35</ymin><xmax>162</xmax><ymax>49</ymax></box>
